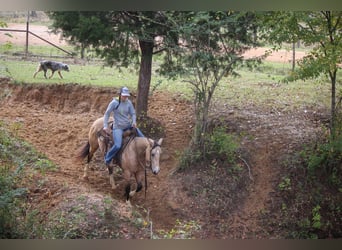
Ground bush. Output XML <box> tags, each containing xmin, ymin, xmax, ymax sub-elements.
<box><xmin>0</xmin><ymin>123</ymin><xmax>56</xmax><ymax>238</ymax></box>
<box><xmin>207</xmin><ymin>127</ymin><xmax>239</xmax><ymax>163</ymax></box>
<box><xmin>0</xmin><ymin>127</ymin><xmax>28</xmax><ymax>238</ymax></box>
<box><xmin>271</xmin><ymin>130</ymin><xmax>342</xmax><ymax>238</ymax></box>
<box><xmin>178</xmin><ymin>126</ymin><xmax>239</xmax><ymax>170</ymax></box>
<box><xmin>306</xmin><ymin>133</ymin><xmax>342</xmax><ymax>187</ymax></box>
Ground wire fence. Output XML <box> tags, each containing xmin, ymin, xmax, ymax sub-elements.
<box><xmin>0</xmin><ymin>27</ymin><xmax>74</xmax><ymax>58</ymax></box>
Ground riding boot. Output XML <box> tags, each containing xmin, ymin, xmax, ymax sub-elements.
<box><xmin>104</xmin><ymin>145</ymin><xmax>120</xmax><ymax>165</ymax></box>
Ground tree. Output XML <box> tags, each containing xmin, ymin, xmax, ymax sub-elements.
<box><xmin>159</xmin><ymin>11</ymin><xmax>260</xmax><ymax>154</ymax></box>
<box><xmin>258</xmin><ymin>12</ymin><xmax>302</xmax><ymax>71</ymax></box>
<box><xmin>48</xmin><ymin>11</ymin><xmax>178</xmax><ymax>118</ymax></box>
<box><xmin>259</xmin><ymin>11</ymin><xmax>342</xmax><ymax>134</ymax></box>
<box><xmin>48</xmin><ymin>11</ymin><xmax>261</xmax><ymax>153</ymax></box>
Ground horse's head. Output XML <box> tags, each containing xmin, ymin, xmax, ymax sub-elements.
<box><xmin>150</xmin><ymin>138</ymin><xmax>163</xmax><ymax>175</ymax></box>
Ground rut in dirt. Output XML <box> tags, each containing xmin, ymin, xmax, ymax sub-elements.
<box><xmin>0</xmin><ymin>80</ymin><xmax>325</xmax><ymax>238</ymax></box>
<box><xmin>222</xmin><ymin>107</ymin><xmax>324</xmax><ymax>238</ymax></box>
<box><xmin>0</xmin><ymin>80</ymin><xmax>194</xmax><ymax>233</ymax></box>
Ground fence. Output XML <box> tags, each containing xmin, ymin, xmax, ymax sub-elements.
<box><xmin>0</xmin><ymin>24</ymin><xmax>73</xmax><ymax>58</ymax></box>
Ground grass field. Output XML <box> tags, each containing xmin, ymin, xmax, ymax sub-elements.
<box><xmin>0</xmin><ymin>46</ymin><xmax>337</xmax><ymax>113</ymax></box>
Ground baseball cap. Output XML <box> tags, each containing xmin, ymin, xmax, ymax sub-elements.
<box><xmin>120</xmin><ymin>87</ymin><xmax>130</xmax><ymax>96</ymax></box>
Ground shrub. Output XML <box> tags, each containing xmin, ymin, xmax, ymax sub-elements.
<box><xmin>272</xmin><ymin>130</ymin><xmax>342</xmax><ymax>238</ymax></box>
<box><xmin>178</xmin><ymin>126</ymin><xmax>239</xmax><ymax>170</ymax></box>
<box><xmin>0</xmin><ymin>123</ymin><xmax>55</xmax><ymax>238</ymax></box>
<box><xmin>207</xmin><ymin>127</ymin><xmax>239</xmax><ymax>164</ymax></box>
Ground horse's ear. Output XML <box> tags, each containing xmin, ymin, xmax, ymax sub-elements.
<box><xmin>148</xmin><ymin>138</ymin><xmax>154</xmax><ymax>146</ymax></box>
<box><xmin>157</xmin><ymin>138</ymin><xmax>163</xmax><ymax>146</ymax></box>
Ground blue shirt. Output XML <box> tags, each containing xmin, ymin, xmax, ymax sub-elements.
<box><xmin>103</xmin><ymin>98</ymin><xmax>136</xmax><ymax>130</ymax></box>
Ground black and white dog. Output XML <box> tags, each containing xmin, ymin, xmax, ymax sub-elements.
<box><xmin>33</xmin><ymin>60</ymin><xmax>70</xmax><ymax>79</ymax></box>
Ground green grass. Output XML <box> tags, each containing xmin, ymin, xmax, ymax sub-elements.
<box><xmin>1</xmin><ymin>43</ymin><xmax>338</xmax><ymax>113</ymax></box>
<box><xmin>218</xmin><ymin>62</ymin><xmax>333</xmax><ymax>112</ymax></box>
<box><xmin>0</xmin><ymin>58</ymin><xmax>137</xmax><ymax>88</ymax></box>
<box><xmin>0</xmin><ymin>120</ymin><xmax>57</xmax><ymax>238</ymax></box>
<box><xmin>0</xmin><ymin>43</ymin><xmax>75</xmax><ymax>58</ymax></box>
<box><xmin>0</xmin><ymin>57</ymin><xmax>191</xmax><ymax>95</ymax></box>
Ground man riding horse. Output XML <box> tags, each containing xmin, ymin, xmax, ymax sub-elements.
<box><xmin>103</xmin><ymin>86</ymin><xmax>145</xmax><ymax>166</ymax></box>
<box><xmin>77</xmin><ymin>86</ymin><xmax>163</xmax><ymax>202</ymax></box>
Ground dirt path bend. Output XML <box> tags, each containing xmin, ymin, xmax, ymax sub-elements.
<box><xmin>0</xmin><ymin>23</ymin><xmax>326</xmax><ymax>239</ymax></box>
<box><xmin>222</xmin><ymin>106</ymin><xmax>325</xmax><ymax>238</ymax></box>
<box><xmin>0</xmin><ymin>79</ymin><xmax>326</xmax><ymax>238</ymax></box>
<box><xmin>0</xmin><ymin>81</ymin><xmax>194</xmax><ymax>233</ymax></box>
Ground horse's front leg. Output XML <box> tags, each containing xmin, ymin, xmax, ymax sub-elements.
<box><xmin>129</xmin><ymin>171</ymin><xmax>144</xmax><ymax>197</ymax></box>
<box><xmin>122</xmin><ymin>170</ymin><xmax>135</xmax><ymax>202</ymax></box>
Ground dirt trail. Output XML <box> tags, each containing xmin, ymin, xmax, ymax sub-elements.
<box><xmin>222</xmin><ymin>106</ymin><xmax>324</xmax><ymax>238</ymax></box>
<box><xmin>0</xmin><ymin>24</ymin><xmax>323</xmax><ymax>238</ymax></box>
<box><xmin>0</xmin><ymin>81</ymin><xmax>194</xmax><ymax>232</ymax></box>
<box><xmin>228</xmin><ymin>144</ymin><xmax>273</xmax><ymax>238</ymax></box>
<box><xmin>0</xmin><ymin>78</ymin><xmax>325</xmax><ymax>238</ymax></box>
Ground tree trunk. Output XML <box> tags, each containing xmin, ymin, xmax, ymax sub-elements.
<box><xmin>330</xmin><ymin>70</ymin><xmax>337</xmax><ymax>136</ymax></box>
<box><xmin>136</xmin><ymin>40</ymin><xmax>154</xmax><ymax>118</ymax></box>
<box><xmin>292</xmin><ymin>41</ymin><xmax>296</xmax><ymax>71</ymax></box>
<box><xmin>80</xmin><ymin>44</ymin><xmax>85</xmax><ymax>59</ymax></box>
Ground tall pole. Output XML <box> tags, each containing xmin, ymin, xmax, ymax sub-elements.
<box><xmin>292</xmin><ymin>41</ymin><xmax>295</xmax><ymax>71</ymax></box>
<box><xmin>25</xmin><ymin>11</ymin><xmax>29</xmax><ymax>58</ymax></box>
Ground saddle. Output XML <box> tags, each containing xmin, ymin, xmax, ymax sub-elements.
<box><xmin>97</xmin><ymin>126</ymin><xmax>137</xmax><ymax>166</ymax></box>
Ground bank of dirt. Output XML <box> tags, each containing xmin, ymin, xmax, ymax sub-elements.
<box><xmin>0</xmin><ymin>22</ymin><xmax>328</xmax><ymax>239</ymax></box>
<box><xmin>0</xmin><ymin>76</ymin><xmax>328</xmax><ymax>238</ymax></box>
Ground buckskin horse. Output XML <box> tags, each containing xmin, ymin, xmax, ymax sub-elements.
<box><xmin>76</xmin><ymin>117</ymin><xmax>163</xmax><ymax>201</ymax></box>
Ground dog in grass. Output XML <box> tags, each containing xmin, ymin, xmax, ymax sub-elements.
<box><xmin>33</xmin><ymin>60</ymin><xmax>70</xmax><ymax>79</ymax></box>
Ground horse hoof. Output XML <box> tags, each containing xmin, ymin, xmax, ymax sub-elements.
<box><xmin>82</xmin><ymin>176</ymin><xmax>89</xmax><ymax>181</ymax></box>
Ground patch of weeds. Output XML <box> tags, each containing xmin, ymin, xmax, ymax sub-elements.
<box><xmin>177</xmin><ymin>146</ymin><xmax>201</xmax><ymax>171</ymax></box>
<box><xmin>266</xmin><ymin>131</ymin><xmax>342</xmax><ymax>238</ymax></box>
<box><xmin>0</xmin><ymin>88</ymin><xmax>12</xmax><ymax>100</ymax></box>
<box><xmin>8</xmin><ymin>121</ymin><xmax>22</xmax><ymax>137</ymax></box>
<box><xmin>150</xmin><ymin>79</ymin><xmax>163</xmax><ymax>96</ymax></box>
<box><xmin>207</xmin><ymin>127</ymin><xmax>239</xmax><ymax>164</ymax></box>
<box><xmin>278</xmin><ymin>176</ymin><xmax>291</xmax><ymax>191</ymax></box>
<box><xmin>137</xmin><ymin>115</ymin><xmax>165</xmax><ymax>139</ymax></box>
<box><xmin>0</xmin><ymin>123</ymin><xmax>58</xmax><ymax>238</ymax></box>
<box><xmin>33</xmin><ymin>158</ymin><xmax>57</xmax><ymax>174</ymax></box>
<box><xmin>154</xmin><ymin>219</ymin><xmax>201</xmax><ymax>239</ymax></box>
<box><xmin>41</xmin><ymin>193</ymin><xmax>147</xmax><ymax>239</ymax></box>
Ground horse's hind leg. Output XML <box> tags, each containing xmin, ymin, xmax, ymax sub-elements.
<box><xmin>82</xmin><ymin>144</ymin><xmax>98</xmax><ymax>180</ymax></box>
<box><xmin>125</xmin><ymin>184</ymin><xmax>131</xmax><ymax>201</ymax></box>
<box><xmin>108</xmin><ymin>165</ymin><xmax>117</xmax><ymax>190</ymax></box>
<box><xmin>83</xmin><ymin>165</ymin><xmax>90</xmax><ymax>180</ymax></box>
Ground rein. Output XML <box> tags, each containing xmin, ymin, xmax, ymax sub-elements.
<box><xmin>97</xmin><ymin>129</ymin><xmax>112</xmax><ymax>155</ymax></box>
<box><xmin>99</xmin><ymin>127</ymin><xmax>161</xmax><ymax>200</ymax></box>
<box><xmin>144</xmin><ymin>140</ymin><xmax>161</xmax><ymax>198</ymax></box>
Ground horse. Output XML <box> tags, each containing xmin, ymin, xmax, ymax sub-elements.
<box><xmin>76</xmin><ymin>117</ymin><xmax>163</xmax><ymax>201</ymax></box>
<box><xmin>76</xmin><ymin>117</ymin><xmax>114</xmax><ymax>170</ymax></box>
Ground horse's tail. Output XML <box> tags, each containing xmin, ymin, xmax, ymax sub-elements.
<box><xmin>76</xmin><ymin>141</ymin><xmax>90</xmax><ymax>162</ymax></box>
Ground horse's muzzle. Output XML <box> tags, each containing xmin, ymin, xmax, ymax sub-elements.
<box><xmin>152</xmin><ymin>167</ymin><xmax>160</xmax><ymax>175</ymax></box>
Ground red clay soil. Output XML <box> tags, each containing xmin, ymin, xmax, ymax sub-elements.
<box><xmin>1</xmin><ymin>24</ymin><xmax>325</xmax><ymax>239</ymax></box>
<box><xmin>0</xmin><ymin>78</ymin><xmax>324</xmax><ymax>238</ymax></box>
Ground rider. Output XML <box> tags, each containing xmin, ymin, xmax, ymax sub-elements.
<box><xmin>103</xmin><ymin>86</ymin><xmax>144</xmax><ymax>165</ymax></box>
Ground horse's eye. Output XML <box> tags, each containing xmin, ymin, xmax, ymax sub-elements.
<box><xmin>151</xmin><ymin>153</ymin><xmax>155</xmax><ymax>157</ymax></box>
